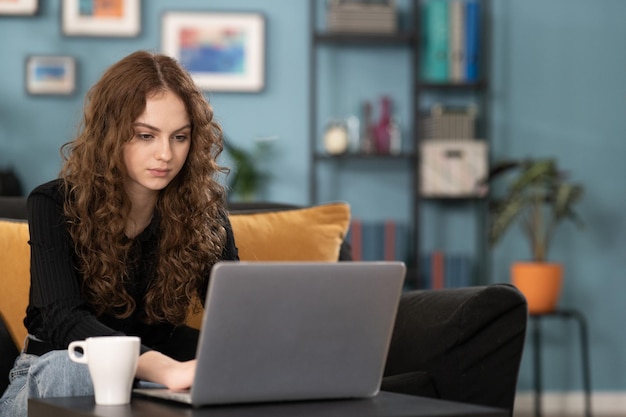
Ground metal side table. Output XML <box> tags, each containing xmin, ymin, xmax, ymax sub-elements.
<box><xmin>530</xmin><ymin>308</ymin><xmax>592</xmax><ymax>417</ymax></box>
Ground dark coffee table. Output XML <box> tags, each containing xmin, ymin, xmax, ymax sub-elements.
<box><xmin>29</xmin><ymin>391</ymin><xmax>508</xmax><ymax>417</ymax></box>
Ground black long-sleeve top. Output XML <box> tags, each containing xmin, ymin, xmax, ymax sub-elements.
<box><xmin>24</xmin><ymin>179</ymin><xmax>239</xmax><ymax>361</ymax></box>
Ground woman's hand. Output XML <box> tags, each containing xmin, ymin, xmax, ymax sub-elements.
<box><xmin>135</xmin><ymin>350</ymin><xmax>197</xmax><ymax>390</ymax></box>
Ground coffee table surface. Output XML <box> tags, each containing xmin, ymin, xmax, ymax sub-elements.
<box><xmin>29</xmin><ymin>391</ymin><xmax>508</xmax><ymax>417</ymax></box>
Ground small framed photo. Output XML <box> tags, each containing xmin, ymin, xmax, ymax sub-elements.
<box><xmin>0</xmin><ymin>0</ymin><xmax>37</xmax><ymax>15</ymax></box>
<box><xmin>162</xmin><ymin>12</ymin><xmax>265</xmax><ymax>93</ymax></box>
<box><xmin>26</xmin><ymin>56</ymin><xmax>77</xmax><ymax>95</ymax></box>
<box><xmin>61</xmin><ymin>0</ymin><xmax>140</xmax><ymax>37</ymax></box>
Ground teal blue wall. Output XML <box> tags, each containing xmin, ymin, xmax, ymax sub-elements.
<box><xmin>1</xmin><ymin>0</ymin><xmax>625</xmax><ymax>392</ymax></box>
<box><xmin>490</xmin><ymin>0</ymin><xmax>626</xmax><ymax>393</ymax></box>
<box><xmin>0</xmin><ymin>0</ymin><xmax>311</xmax><ymax>204</ymax></box>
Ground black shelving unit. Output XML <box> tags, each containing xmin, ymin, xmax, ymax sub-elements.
<box><xmin>308</xmin><ymin>0</ymin><xmax>421</xmax><ymax>286</ymax></box>
<box><xmin>308</xmin><ymin>0</ymin><xmax>491</xmax><ymax>288</ymax></box>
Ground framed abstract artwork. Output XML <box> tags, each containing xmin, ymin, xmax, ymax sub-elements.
<box><xmin>61</xmin><ymin>0</ymin><xmax>140</xmax><ymax>37</ymax></box>
<box><xmin>0</xmin><ymin>0</ymin><xmax>37</xmax><ymax>15</ymax></box>
<box><xmin>162</xmin><ymin>12</ymin><xmax>265</xmax><ymax>93</ymax></box>
<box><xmin>25</xmin><ymin>55</ymin><xmax>77</xmax><ymax>95</ymax></box>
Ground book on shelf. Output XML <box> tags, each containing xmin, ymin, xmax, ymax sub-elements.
<box><xmin>349</xmin><ymin>219</ymin><xmax>363</xmax><ymax>261</ymax></box>
<box><xmin>431</xmin><ymin>250</ymin><xmax>445</xmax><ymax>289</ymax></box>
<box><xmin>422</xmin><ymin>0</ymin><xmax>482</xmax><ymax>83</ymax></box>
<box><xmin>448</xmin><ymin>0</ymin><xmax>466</xmax><ymax>82</ymax></box>
<box><xmin>419</xmin><ymin>254</ymin><xmax>431</xmax><ymax>289</ymax></box>
<box><xmin>444</xmin><ymin>253</ymin><xmax>472</xmax><ymax>288</ymax></box>
<box><xmin>361</xmin><ymin>221</ymin><xmax>385</xmax><ymax>262</ymax></box>
<box><xmin>347</xmin><ymin>219</ymin><xmax>408</xmax><ymax>264</ymax></box>
<box><xmin>422</xmin><ymin>0</ymin><xmax>449</xmax><ymax>82</ymax></box>
<box><xmin>383</xmin><ymin>220</ymin><xmax>396</xmax><ymax>261</ymax></box>
<box><xmin>464</xmin><ymin>0</ymin><xmax>480</xmax><ymax>81</ymax></box>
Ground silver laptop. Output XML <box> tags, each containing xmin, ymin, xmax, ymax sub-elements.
<box><xmin>133</xmin><ymin>261</ymin><xmax>406</xmax><ymax>407</ymax></box>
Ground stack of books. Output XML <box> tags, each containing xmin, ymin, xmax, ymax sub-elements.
<box><xmin>346</xmin><ymin>219</ymin><xmax>409</xmax><ymax>264</ymax></box>
<box><xmin>422</xmin><ymin>0</ymin><xmax>481</xmax><ymax>82</ymax></box>
<box><xmin>326</xmin><ymin>0</ymin><xmax>397</xmax><ymax>34</ymax></box>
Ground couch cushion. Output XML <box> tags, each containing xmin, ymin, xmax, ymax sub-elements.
<box><xmin>229</xmin><ymin>202</ymin><xmax>351</xmax><ymax>262</ymax></box>
<box><xmin>0</xmin><ymin>219</ymin><xmax>30</xmax><ymax>348</ymax></box>
<box><xmin>0</xmin><ymin>197</ymin><xmax>28</xmax><ymax>220</ymax></box>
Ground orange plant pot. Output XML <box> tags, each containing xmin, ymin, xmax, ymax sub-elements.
<box><xmin>511</xmin><ymin>262</ymin><xmax>563</xmax><ymax>314</ymax></box>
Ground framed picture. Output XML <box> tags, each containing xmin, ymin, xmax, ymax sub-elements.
<box><xmin>25</xmin><ymin>56</ymin><xmax>76</xmax><ymax>95</ymax></box>
<box><xmin>61</xmin><ymin>0</ymin><xmax>140</xmax><ymax>37</ymax></box>
<box><xmin>0</xmin><ymin>0</ymin><xmax>37</xmax><ymax>15</ymax></box>
<box><xmin>162</xmin><ymin>12</ymin><xmax>265</xmax><ymax>93</ymax></box>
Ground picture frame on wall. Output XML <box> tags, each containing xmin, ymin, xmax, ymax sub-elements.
<box><xmin>25</xmin><ymin>55</ymin><xmax>76</xmax><ymax>95</ymax></box>
<box><xmin>61</xmin><ymin>0</ymin><xmax>140</xmax><ymax>37</ymax></box>
<box><xmin>162</xmin><ymin>12</ymin><xmax>265</xmax><ymax>93</ymax></box>
<box><xmin>0</xmin><ymin>0</ymin><xmax>38</xmax><ymax>15</ymax></box>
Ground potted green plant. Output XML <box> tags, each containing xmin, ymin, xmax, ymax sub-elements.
<box><xmin>486</xmin><ymin>158</ymin><xmax>584</xmax><ymax>313</ymax></box>
<box><xmin>224</xmin><ymin>138</ymin><xmax>273</xmax><ymax>202</ymax></box>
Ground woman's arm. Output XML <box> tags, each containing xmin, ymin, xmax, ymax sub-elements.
<box><xmin>26</xmin><ymin>181</ymin><xmax>122</xmax><ymax>348</ymax></box>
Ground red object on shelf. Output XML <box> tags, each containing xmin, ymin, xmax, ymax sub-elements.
<box><xmin>350</xmin><ymin>220</ymin><xmax>363</xmax><ymax>261</ymax></box>
<box><xmin>431</xmin><ymin>251</ymin><xmax>445</xmax><ymax>289</ymax></box>
<box><xmin>374</xmin><ymin>96</ymin><xmax>392</xmax><ymax>154</ymax></box>
<box><xmin>384</xmin><ymin>220</ymin><xmax>396</xmax><ymax>261</ymax></box>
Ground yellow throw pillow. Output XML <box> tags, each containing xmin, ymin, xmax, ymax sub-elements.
<box><xmin>229</xmin><ymin>202</ymin><xmax>351</xmax><ymax>262</ymax></box>
<box><xmin>0</xmin><ymin>220</ymin><xmax>30</xmax><ymax>348</ymax></box>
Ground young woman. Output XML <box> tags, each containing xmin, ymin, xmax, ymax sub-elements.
<box><xmin>0</xmin><ymin>50</ymin><xmax>238</xmax><ymax>416</ymax></box>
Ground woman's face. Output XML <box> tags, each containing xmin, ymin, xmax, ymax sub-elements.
<box><xmin>123</xmin><ymin>90</ymin><xmax>191</xmax><ymax>198</ymax></box>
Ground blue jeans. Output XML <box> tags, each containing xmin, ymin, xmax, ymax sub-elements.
<box><xmin>0</xmin><ymin>350</ymin><xmax>93</xmax><ymax>417</ymax></box>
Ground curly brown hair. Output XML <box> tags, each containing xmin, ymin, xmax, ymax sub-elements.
<box><xmin>59</xmin><ymin>50</ymin><xmax>228</xmax><ymax>325</ymax></box>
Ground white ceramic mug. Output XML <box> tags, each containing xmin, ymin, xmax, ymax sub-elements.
<box><xmin>68</xmin><ymin>336</ymin><xmax>140</xmax><ymax>405</ymax></box>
